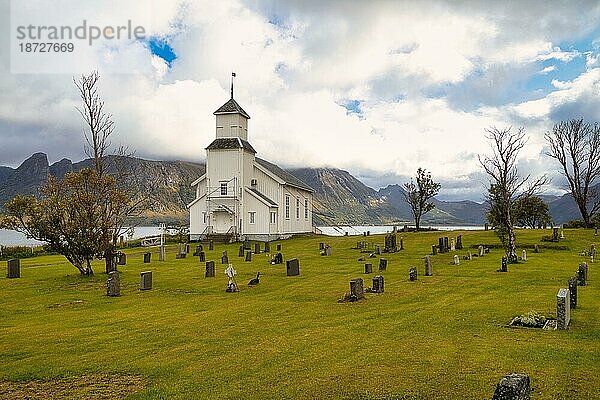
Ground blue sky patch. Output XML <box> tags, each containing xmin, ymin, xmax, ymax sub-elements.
<box><xmin>147</xmin><ymin>37</ymin><xmax>177</xmax><ymax>66</ymax></box>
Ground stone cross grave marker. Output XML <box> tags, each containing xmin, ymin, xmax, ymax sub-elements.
<box><xmin>568</xmin><ymin>276</ymin><xmax>577</xmax><ymax>309</ymax></box>
<box><xmin>106</xmin><ymin>271</ymin><xmax>120</xmax><ymax>297</ymax></box>
<box><xmin>143</xmin><ymin>252</ymin><xmax>151</xmax><ymax>263</ymax></box>
<box><xmin>349</xmin><ymin>278</ymin><xmax>365</xmax><ymax>301</ymax></box>
<box><xmin>205</xmin><ymin>261</ymin><xmax>215</xmax><ymax>278</ymax></box>
<box><xmin>224</xmin><ymin>264</ymin><xmax>238</xmax><ymax>292</ymax></box>
<box><xmin>409</xmin><ymin>267</ymin><xmax>417</xmax><ymax>281</ymax></box>
<box><xmin>140</xmin><ymin>271</ymin><xmax>152</xmax><ymax>290</ymax></box>
<box><xmin>556</xmin><ymin>288</ymin><xmax>570</xmax><ymax>329</ymax></box>
<box><xmin>372</xmin><ymin>275</ymin><xmax>384</xmax><ymax>293</ymax></box>
<box><xmin>364</xmin><ymin>263</ymin><xmax>373</xmax><ymax>274</ymax></box>
<box><xmin>286</xmin><ymin>258</ymin><xmax>300</xmax><ymax>276</ymax></box>
<box><xmin>379</xmin><ymin>258</ymin><xmax>387</xmax><ymax>271</ymax></box>
<box><xmin>424</xmin><ymin>256</ymin><xmax>432</xmax><ymax>276</ymax></box>
<box><xmin>6</xmin><ymin>259</ymin><xmax>20</xmax><ymax>278</ymax></box>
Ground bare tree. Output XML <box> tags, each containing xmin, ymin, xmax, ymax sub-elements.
<box><xmin>403</xmin><ymin>168</ymin><xmax>441</xmax><ymax>230</ymax></box>
<box><xmin>479</xmin><ymin>126</ymin><xmax>547</xmax><ymax>262</ymax></box>
<box><xmin>544</xmin><ymin>118</ymin><xmax>600</xmax><ymax>227</ymax></box>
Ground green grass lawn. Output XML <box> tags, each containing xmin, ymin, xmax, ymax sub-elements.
<box><xmin>1</xmin><ymin>229</ymin><xmax>598</xmax><ymax>399</ymax></box>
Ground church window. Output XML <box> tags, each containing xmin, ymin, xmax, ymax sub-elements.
<box><xmin>296</xmin><ymin>197</ymin><xmax>300</xmax><ymax>219</ymax></box>
<box><xmin>249</xmin><ymin>212</ymin><xmax>256</xmax><ymax>224</ymax></box>
<box><xmin>270</xmin><ymin>211</ymin><xmax>276</xmax><ymax>224</ymax></box>
<box><xmin>220</xmin><ymin>182</ymin><xmax>227</xmax><ymax>196</ymax></box>
<box><xmin>285</xmin><ymin>195</ymin><xmax>290</xmax><ymax>219</ymax></box>
<box><xmin>304</xmin><ymin>199</ymin><xmax>309</xmax><ymax>219</ymax></box>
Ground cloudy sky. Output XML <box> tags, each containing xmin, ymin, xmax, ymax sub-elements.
<box><xmin>2</xmin><ymin>0</ymin><xmax>600</xmax><ymax>201</ymax></box>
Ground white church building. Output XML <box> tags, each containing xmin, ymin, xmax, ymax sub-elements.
<box><xmin>188</xmin><ymin>93</ymin><xmax>314</xmax><ymax>242</ymax></box>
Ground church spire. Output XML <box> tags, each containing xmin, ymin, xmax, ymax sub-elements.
<box><xmin>230</xmin><ymin>72</ymin><xmax>236</xmax><ymax>99</ymax></box>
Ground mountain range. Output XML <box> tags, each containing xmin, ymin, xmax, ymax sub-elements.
<box><xmin>0</xmin><ymin>152</ymin><xmax>585</xmax><ymax>226</ymax></box>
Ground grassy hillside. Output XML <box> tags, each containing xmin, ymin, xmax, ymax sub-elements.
<box><xmin>1</xmin><ymin>229</ymin><xmax>598</xmax><ymax>399</ymax></box>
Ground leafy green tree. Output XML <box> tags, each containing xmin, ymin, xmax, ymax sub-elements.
<box><xmin>513</xmin><ymin>196</ymin><xmax>552</xmax><ymax>228</ymax></box>
<box><xmin>403</xmin><ymin>168</ymin><xmax>441</xmax><ymax>230</ymax></box>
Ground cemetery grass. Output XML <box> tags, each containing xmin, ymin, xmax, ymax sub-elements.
<box><xmin>1</xmin><ymin>229</ymin><xmax>599</xmax><ymax>399</ymax></box>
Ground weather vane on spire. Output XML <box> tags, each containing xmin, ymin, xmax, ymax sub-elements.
<box><xmin>231</xmin><ymin>72</ymin><xmax>236</xmax><ymax>99</ymax></box>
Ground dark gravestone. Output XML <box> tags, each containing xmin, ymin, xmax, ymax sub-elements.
<box><xmin>364</xmin><ymin>263</ymin><xmax>373</xmax><ymax>274</ymax></box>
<box><xmin>438</xmin><ymin>238</ymin><xmax>444</xmax><ymax>253</ymax></box>
<box><xmin>286</xmin><ymin>258</ymin><xmax>300</xmax><ymax>276</ymax></box>
<box><xmin>384</xmin><ymin>234</ymin><xmax>397</xmax><ymax>252</ymax></box>
<box><xmin>485</xmin><ymin>223</ymin><xmax>489</xmax><ymax>231</ymax></box>
<box><xmin>379</xmin><ymin>258</ymin><xmax>387</xmax><ymax>271</ymax></box>
<box><xmin>245</xmin><ymin>251</ymin><xmax>252</xmax><ymax>262</ymax></box>
<box><xmin>185</xmin><ymin>243</ymin><xmax>190</xmax><ymax>254</ymax></box>
<box><xmin>273</xmin><ymin>252</ymin><xmax>283</xmax><ymax>264</ymax></box>
<box><xmin>492</xmin><ymin>373</ymin><xmax>530</xmax><ymax>400</ymax></box>
<box><xmin>324</xmin><ymin>245</ymin><xmax>332</xmax><ymax>256</ymax></box>
<box><xmin>500</xmin><ymin>257</ymin><xmax>508</xmax><ymax>272</ymax></box>
<box><xmin>372</xmin><ymin>275</ymin><xmax>384</xmax><ymax>293</ymax></box>
<box><xmin>106</xmin><ymin>271</ymin><xmax>120</xmax><ymax>297</ymax></box>
<box><xmin>366</xmin><ymin>230</ymin><xmax>370</xmax><ymax>236</ymax></box>
<box><xmin>557</xmin><ymin>288</ymin><xmax>570</xmax><ymax>330</ymax></box>
<box><xmin>7</xmin><ymin>259</ymin><xmax>20</xmax><ymax>278</ymax></box>
<box><xmin>209</xmin><ymin>240</ymin><xmax>214</xmax><ymax>251</ymax></box>
<box><xmin>319</xmin><ymin>242</ymin><xmax>325</xmax><ymax>250</ymax></box>
<box><xmin>432</xmin><ymin>245</ymin><xmax>438</xmax><ymax>255</ymax></box>
<box><xmin>140</xmin><ymin>271</ymin><xmax>152</xmax><ymax>290</ymax></box>
<box><xmin>276</xmin><ymin>244</ymin><xmax>282</xmax><ymax>251</ymax></box>
<box><xmin>205</xmin><ymin>261</ymin><xmax>215</xmax><ymax>278</ymax></box>
<box><xmin>238</xmin><ymin>246</ymin><xmax>245</xmax><ymax>257</ymax></box>
<box><xmin>198</xmin><ymin>252</ymin><xmax>205</xmax><ymax>262</ymax></box>
<box><xmin>577</xmin><ymin>263</ymin><xmax>588</xmax><ymax>286</ymax></box>
<box><xmin>221</xmin><ymin>254</ymin><xmax>229</xmax><ymax>264</ymax></box>
<box><xmin>117</xmin><ymin>252</ymin><xmax>127</xmax><ymax>265</ymax></box>
<box><xmin>243</xmin><ymin>238</ymin><xmax>251</xmax><ymax>250</ymax></box>
<box><xmin>552</xmin><ymin>227</ymin><xmax>559</xmax><ymax>241</ymax></box>
<box><xmin>456</xmin><ymin>235</ymin><xmax>463</xmax><ymax>250</ymax></box>
<box><xmin>399</xmin><ymin>237</ymin><xmax>404</xmax><ymax>251</ymax></box>
<box><xmin>375</xmin><ymin>245</ymin><xmax>381</xmax><ymax>255</ymax></box>
<box><xmin>424</xmin><ymin>256</ymin><xmax>432</xmax><ymax>276</ymax></box>
<box><xmin>444</xmin><ymin>237</ymin><xmax>449</xmax><ymax>252</ymax></box>
<box><xmin>143</xmin><ymin>252</ymin><xmax>151</xmax><ymax>263</ymax></box>
<box><xmin>568</xmin><ymin>276</ymin><xmax>577</xmax><ymax>309</ymax></box>
<box><xmin>264</xmin><ymin>242</ymin><xmax>270</xmax><ymax>253</ymax></box>
<box><xmin>254</xmin><ymin>243</ymin><xmax>261</xmax><ymax>254</ymax></box>
<box><xmin>349</xmin><ymin>278</ymin><xmax>365</xmax><ymax>301</ymax></box>
<box><xmin>409</xmin><ymin>267</ymin><xmax>417</xmax><ymax>281</ymax></box>
<box><xmin>193</xmin><ymin>244</ymin><xmax>203</xmax><ymax>256</ymax></box>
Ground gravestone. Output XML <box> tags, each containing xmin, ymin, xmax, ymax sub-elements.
<box><xmin>286</xmin><ymin>258</ymin><xmax>300</xmax><ymax>276</ymax></box>
<box><xmin>177</xmin><ymin>243</ymin><xmax>184</xmax><ymax>255</ymax></box>
<box><xmin>6</xmin><ymin>259</ymin><xmax>20</xmax><ymax>278</ymax></box>
<box><xmin>198</xmin><ymin>252</ymin><xmax>205</xmax><ymax>262</ymax></box>
<box><xmin>143</xmin><ymin>252</ymin><xmax>151</xmax><ymax>263</ymax></box>
<box><xmin>117</xmin><ymin>252</ymin><xmax>127</xmax><ymax>265</ymax></box>
<box><xmin>432</xmin><ymin>245</ymin><xmax>437</xmax><ymax>255</ymax></box>
<box><xmin>243</xmin><ymin>238</ymin><xmax>251</xmax><ymax>250</ymax></box>
<box><xmin>533</xmin><ymin>244</ymin><xmax>539</xmax><ymax>253</ymax></box>
<box><xmin>273</xmin><ymin>252</ymin><xmax>283</xmax><ymax>264</ymax></box>
<box><xmin>194</xmin><ymin>244</ymin><xmax>203</xmax><ymax>256</ymax></box>
<box><xmin>205</xmin><ymin>261</ymin><xmax>215</xmax><ymax>278</ymax></box>
<box><xmin>185</xmin><ymin>243</ymin><xmax>190</xmax><ymax>254</ymax></box>
<box><xmin>438</xmin><ymin>238</ymin><xmax>444</xmax><ymax>253</ymax></box>
<box><xmin>372</xmin><ymin>275</ymin><xmax>384</xmax><ymax>293</ymax></box>
<box><xmin>367</xmin><ymin>230</ymin><xmax>370</xmax><ymax>236</ymax></box>
<box><xmin>384</xmin><ymin>233</ymin><xmax>397</xmax><ymax>252</ymax></box>
<box><xmin>456</xmin><ymin>235</ymin><xmax>463</xmax><ymax>250</ymax></box>
<box><xmin>409</xmin><ymin>267</ymin><xmax>417</xmax><ymax>281</ymax></box>
<box><xmin>159</xmin><ymin>245</ymin><xmax>166</xmax><ymax>261</ymax></box>
<box><xmin>364</xmin><ymin>263</ymin><xmax>373</xmax><ymax>274</ymax></box>
<box><xmin>444</xmin><ymin>237</ymin><xmax>449</xmax><ymax>252</ymax></box>
<box><xmin>521</xmin><ymin>249</ymin><xmax>527</xmax><ymax>261</ymax></box>
<box><xmin>450</xmin><ymin>238</ymin><xmax>456</xmax><ymax>251</ymax></box>
<box><xmin>254</xmin><ymin>243</ymin><xmax>261</xmax><ymax>254</ymax></box>
<box><xmin>478</xmin><ymin>245</ymin><xmax>484</xmax><ymax>257</ymax></box>
<box><xmin>424</xmin><ymin>256</ymin><xmax>432</xmax><ymax>276</ymax></box>
<box><xmin>491</xmin><ymin>373</ymin><xmax>530</xmax><ymax>400</ymax></box>
<box><xmin>319</xmin><ymin>242</ymin><xmax>325</xmax><ymax>250</ymax></box>
<box><xmin>140</xmin><ymin>271</ymin><xmax>152</xmax><ymax>290</ymax></box>
<box><xmin>568</xmin><ymin>276</ymin><xmax>577</xmax><ymax>309</ymax></box>
<box><xmin>577</xmin><ymin>263</ymin><xmax>588</xmax><ymax>286</ymax></box>
<box><xmin>500</xmin><ymin>256</ymin><xmax>508</xmax><ymax>272</ymax></box>
<box><xmin>106</xmin><ymin>271</ymin><xmax>120</xmax><ymax>297</ymax></box>
<box><xmin>552</xmin><ymin>227</ymin><xmax>559</xmax><ymax>241</ymax></box>
<box><xmin>277</xmin><ymin>244</ymin><xmax>282</xmax><ymax>251</ymax></box>
<box><xmin>225</xmin><ymin>264</ymin><xmax>238</xmax><ymax>292</ymax></box>
<box><xmin>376</xmin><ymin>245</ymin><xmax>381</xmax><ymax>255</ymax></box>
<box><xmin>485</xmin><ymin>223</ymin><xmax>489</xmax><ymax>231</ymax></box>
<box><xmin>209</xmin><ymin>240</ymin><xmax>214</xmax><ymax>251</ymax></box>
<box><xmin>595</xmin><ymin>227</ymin><xmax>598</xmax><ymax>236</ymax></box>
<box><xmin>379</xmin><ymin>258</ymin><xmax>387</xmax><ymax>271</ymax></box>
<box><xmin>264</xmin><ymin>242</ymin><xmax>270</xmax><ymax>253</ymax></box>
<box><xmin>349</xmin><ymin>278</ymin><xmax>365</xmax><ymax>301</ymax></box>
<box><xmin>245</xmin><ymin>251</ymin><xmax>252</xmax><ymax>262</ymax></box>
<box><xmin>176</xmin><ymin>252</ymin><xmax>187</xmax><ymax>259</ymax></box>
<box><xmin>238</xmin><ymin>246</ymin><xmax>245</xmax><ymax>257</ymax></box>
<box><xmin>324</xmin><ymin>245</ymin><xmax>332</xmax><ymax>256</ymax></box>
<box><xmin>399</xmin><ymin>237</ymin><xmax>404</xmax><ymax>251</ymax></box>
<box><xmin>556</xmin><ymin>288</ymin><xmax>570</xmax><ymax>329</ymax></box>
<box><xmin>453</xmin><ymin>255</ymin><xmax>460</xmax><ymax>266</ymax></box>
<box><xmin>221</xmin><ymin>254</ymin><xmax>229</xmax><ymax>264</ymax></box>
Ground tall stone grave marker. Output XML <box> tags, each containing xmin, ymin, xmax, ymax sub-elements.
<box><xmin>424</xmin><ymin>256</ymin><xmax>432</xmax><ymax>276</ymax></box>
<box><xmin>349</xmin><ymin>278</ymin><xmax>364</xmax><ymax>301</ymax></box>
<box><xmin>372</xmin><ymin>275</ymin><xmax>384</xmax><ymax>293</ymax></box>
<box><xmin>245</xmin><ymin>251</ymin><xmax>252</xmax><ymax>262</ymax></box>
<box><xmin>205</xmin><ymin>261</ymin><xmax>215</xmax><ymax>278</ymax></box>
<box><xmin>456</xmin><ymin>235</ymin><xmax>463</xmax><ymax>250</ymax></box>
<box><xmin>140</xmin><ymin>271</ymin><xmax>152</xmax><ymax>290</ymax></box>
<box><xmin>143</xmin><ymin>252</ymin><xmax>151</xmax><ymax>263</ymax></box>
<box><xmin>379</xmin><ymin>258</ymin><xmax>387</xmax><ymax>271</ymax></box>
<box><xmin>6</xmin><ymin>259</ymin><xmax>20</xmax><ymax>278</ymax></box>
<box><xmin>286</xmin><ymin>258</ymin><xmax>300</xmax><ymax>276</ymax></box>
<box><xmin>577</xmin><ymin>263</ymin><xmax>588</xmax><ymax>286</ymax></box>
<box><xmin>264</xmin><ymin>242</ymin><xmax>270</xmax><ymax>253</ymax></box>
<box><xmin>568</xmin><ymin>276</ymin><xmax>577</xmax><ymax>309</ymax></box>
<box><xmin>159</xmin><ymin>245</ymin><xmax>166</xmax><ymax>261</ymax></box>
<box><xmin>556</xmin><ymin>288</ymin><xmax>570</xmax><ymax>329</ymax></box>
<box><xmin>198</xmin><ymin>251</ymin><xmax>205</xmax><ymax>262</ymax></box>
<box><xmin>106</xmin><ymin>271</ymin><xmax>120</xmax><ymax>297</ymax></box>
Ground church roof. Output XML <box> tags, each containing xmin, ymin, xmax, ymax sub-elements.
<box><xmin>247</xmin><ymin>187</ymin><xmax>278</xmax><ymax>207</ymax></box>
<box><xmin>213</xmin><ymin>98</ymin><xmax>250</xmax><ymax>119</ymax></box>
<box><xmin>255</xmin><ymin>157</ymin><xmax>314</xmax><ymax>192</ymax></box>
<box><xmin>206</xmin><ymin>138</ymin><xmax>256</xmax><ymax>153</ymax></box>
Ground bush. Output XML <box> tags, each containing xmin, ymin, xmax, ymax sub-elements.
<box><xmin>563</xmin><ymin>220</ymin><xmax>587</xmax><ymax>228</ymax></box>
<box><xmin>0</xmin><ymin>245</ymin><xmax>54</xmax><ymax>261</ymax></box>
<box><xmin>512</xmin><ymin>311</ymin><xmax>547</xmax><ymax>328</ymax></box>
